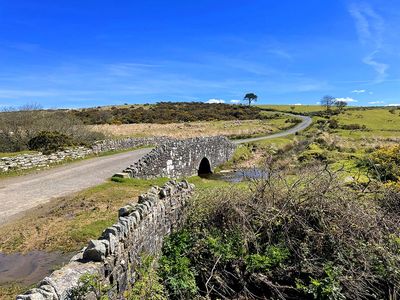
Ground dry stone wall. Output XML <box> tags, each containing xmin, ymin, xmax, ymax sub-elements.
<box><xmin>0</xmin><ymin>137</ymin><xmax>172</xmax><ymax>173</ymax></box>
<box><xmin>17</xmin><ymin>180</ymin><xmax>194</xmax><ymax>300</ymax></box>
<box><xmin>123</xmin><ymin>136</ymin><xmax>236</xmax><ymax>178</ymax></box>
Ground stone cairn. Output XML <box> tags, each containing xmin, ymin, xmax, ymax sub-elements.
<box><xmin>17</xmin><ymin>180</ymin><xmax>194</xmax><ymax>300</ymax></box>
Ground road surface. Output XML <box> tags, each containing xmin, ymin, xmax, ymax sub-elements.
<box><xmin>0</xmin><ymin>148</ymin><xmax>151</xmax><ymax>225</ymax></box>
<box><xmin>233</xmin><ymin>114</ymin><xmax>312</xmax><ymax>144</ymax></box>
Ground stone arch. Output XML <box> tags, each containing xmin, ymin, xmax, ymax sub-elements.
<box><xmin>198</xmin><ymin>157</ymin><xmax>212</xmax><ymax>175</ymax></box>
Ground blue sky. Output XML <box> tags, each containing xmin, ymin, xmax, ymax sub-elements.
<box><xmin>0</xmin><ymin>0</ymin><xmax>399</xmax><ymax>108</ymax></box>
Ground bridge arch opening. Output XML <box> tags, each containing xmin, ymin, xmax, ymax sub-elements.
<box><xmin>198</xmin><ymin>157</ymin><xmax>212</xmax><ymax>175</ymax></box>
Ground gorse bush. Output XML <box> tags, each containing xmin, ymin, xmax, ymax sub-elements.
<box><xmin>28</xmin><ymin>131</ymin><xmax>74</xmax><ymax>154</ymax></box>
<box><xmin>361</xmin><ymin>145</ymin><xmax>400</xmax><ymax>182</ymax></box>
<box><xmin>159</xmin><ymin>162</ymin><xmax>400</xmax><ymax>299</ymax></box>
<box><xmin>71</xmin><ymin>102</ymin><xmax>267</xmax><ymax>125</ymax></box>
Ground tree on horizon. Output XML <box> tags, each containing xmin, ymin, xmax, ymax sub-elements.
<box><xmin>320</xmin><ymin>95</ymin><xmax>336</xmax><ymax>112</ymax></box>
<box><xmin>243</xmin><ymin>93</ymin><xmax>258</xmax><ymax>106</ymax></box>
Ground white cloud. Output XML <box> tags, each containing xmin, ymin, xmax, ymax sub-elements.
<box><xmin>351</xmin><ymin>89</ymin><xmax>366</xmax><ymax>94</ymax></box>
<box><xmin>386</xmin><ymin>104</ymin><xmax>400</xmax><ymax>107</ymax></box>
<box><xmin>206</xmin><ymin>99</ymin><xmax>225</xmax><ymax>104</ymax></box>
<box><xmin>369</xmin><ymin>91</ymin><xmax>374</xmax><ymax>95</ymax></box>
<box><xmin>368</xmin><ymin>101</ymin><xmax>384</xmax><ymax>104</ymax></box>
<box><xmin>293</xmin><ymin>103</ymin><xmax>302</xmax><ymax>106</ymax></box>
<box><xmin>230</xmin><ymin>99</ymin><xmax>241</xmax><ymax>104</ymax></box>
<box><xmin>336</xmin><ymin>97</ymin><xmax>358</xmax><ymax>103</ymax></box>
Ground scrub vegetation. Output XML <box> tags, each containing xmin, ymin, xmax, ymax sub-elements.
<box><xmin>158</xmin><ymin>163</ymin><xmax>400</xmax><ymax>299</ymax></box>
<box><xmin>71</xmin><ymin>102</ymin><xmax>268</xmax><ymax>125</ymax></box>
<box><xmin>0</xmin><ymin>105</ymin><xmax>104</xmax><ymax>153</ymax></box>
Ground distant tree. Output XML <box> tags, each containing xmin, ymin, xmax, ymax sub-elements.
<box><xmin>243</xmin><ymin>93</ymin><xmax>258</xmax><ymax>106</ymax></box>
<box><xmin>320</xmin><ymin>95</ymin><xmax>336</xmax><ymax>112</ymax></box>
<box><xmin>290</xmin><ymin>105</ymin><xmax>295</xmax><ymax>111</ymax></box>
<box><xmin>335</xmin><ymin>100</ymin><xmax>348</xmax><ymax>112</ymax></box>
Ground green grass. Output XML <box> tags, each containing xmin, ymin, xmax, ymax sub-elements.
<box><xmin>252</xmin><ymin>135</ymin><xmax>296</xmax><ymax>149</ymax></box>
<box><xmin>306</xmin><ymin>107</ymin><xmax>400</xmax><ymax>140</ymax></box>
<box><xmin>332</xmin><ymin>108</ymin><xmax>400</xmax><ymax>138</ymax></box>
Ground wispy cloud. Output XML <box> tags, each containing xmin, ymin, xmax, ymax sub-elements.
<box><xmin>349</xmin><ymin>3</ymin><xmax>388</xmax><ymax>83</ymax></box>
<box><xmin>368</xmin><ymin>100</ymin><xmax>384</xmax><ymax>104</ymax></box>
<box><xmin>230</xmin><ymin>100</ymin><xmax>241</xmax><ymax>104</ymax></box>
<box><xmin>351</xmin><ymin>89</ymin><xmax>366</xmax><ymax>93</ymax></box>
<box><xmin>362</xmin><ymin>51</ymin><xmax>388</xmax><ymax>83</ymax></box>
<box><xmin>267</xmin><ymin>48</ymin><xmax>293</xmax><ymax>60</ymax></box>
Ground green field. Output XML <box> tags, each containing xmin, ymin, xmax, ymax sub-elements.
<box><xmin>258</xmin><ymin>104</ymin><xmax>325</xmax><ymax>113</ymax></box>
<box><xmin>333</xmin><ymin>108</ymin><xmax>400</xmax><ymax>138</ymax></box>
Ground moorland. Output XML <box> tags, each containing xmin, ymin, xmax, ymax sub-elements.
<box><xmin>0</xmin><ymin>103</ymin><xmax>399</xmax><ymax>299</ymax></box>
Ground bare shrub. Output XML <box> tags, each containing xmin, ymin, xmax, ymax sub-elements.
<box><xmin>163</xmin><ymin>162</ymin><xmax>400</xmax><ymax>299</ymax></box>
<box><xmin>0</xmin><ymin>106</ymin><xmax>104</xmax><ymax>152</ymax></box>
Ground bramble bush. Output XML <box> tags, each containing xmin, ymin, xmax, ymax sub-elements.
<box><xmin>159</xmin><ymin>162</ymin><xmax>400</xmax><ymax>299</ymax></box>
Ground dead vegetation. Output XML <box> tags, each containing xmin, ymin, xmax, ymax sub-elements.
<box><xmin>160</xmin><ymin>160</ymin><xmax>400</xmax><ymax>299</ymax></box>
<box><xmin>90</xmin><ymin>119</ymin><xmax>289</xmax><ymax>139</ymax></box>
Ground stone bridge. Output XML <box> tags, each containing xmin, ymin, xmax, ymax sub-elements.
<box><xmin>121</xmin><ymin>136</ymin><xmax>237</xmax><ymax>179</ymax></box>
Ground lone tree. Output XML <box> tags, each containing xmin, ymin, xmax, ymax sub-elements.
<box><xmin>320</xmin><ymin>95</ymin><xmax>336</xmax><ymax>112</ymax></box>
<box><xmin>335</xmin><ymin>100</ymin><xmax>348</xmax><ymax>112</ymax></box>
<box><xmin>243</xmin><ymin>93</ymin><xmax>258</xmax><ymax>106</ymax></box>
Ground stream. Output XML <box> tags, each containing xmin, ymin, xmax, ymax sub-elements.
<box><xmin>201</xmin><ymin>168</ymin><xmax>268</xmax><ymax>183</ymax></box>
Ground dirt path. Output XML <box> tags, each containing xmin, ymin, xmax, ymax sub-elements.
<box><xmin>0</xmin><ymin>148</ymin><xmax>151</xmax><ymax>225</ymax></box>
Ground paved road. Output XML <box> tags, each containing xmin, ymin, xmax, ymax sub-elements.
<box><xmin>0</xmin><ymin>148</ymin><xmax>151</xmax><ymax>225</ymax></box>
<box><xmin>233</xmin><ymin>114</ymin><xmax>312</xmax><ymax>144</ymax></box>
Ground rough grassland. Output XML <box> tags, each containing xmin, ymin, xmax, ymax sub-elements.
<box><xmin>89</xmin><ymin>118</ymin><xmax>293</xmax><ymax>139</ymax></box>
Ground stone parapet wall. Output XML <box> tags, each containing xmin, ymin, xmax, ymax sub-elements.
<box><xmin>0</xmin><ymin>147</ymin><xmax>93</xmax><ymax>172</ymax></box>
<box><xmin>91</xmin><ymin>137</ymin><xmax>173</xmax><ymax>154</ymax></box>
<box><xmin>123</xmin><ymin>136</ymin><xmax>237</xmax><ymax>179</ymax></box>
<box><xmin>0</xmin><ymin>137</ymin><xmax>172</xmax><ymax>173</ymax></box>
<box><xmin>17</xmin><ymin>180</ymin><xmax>194</xmax><ymax>300</ymax></box>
